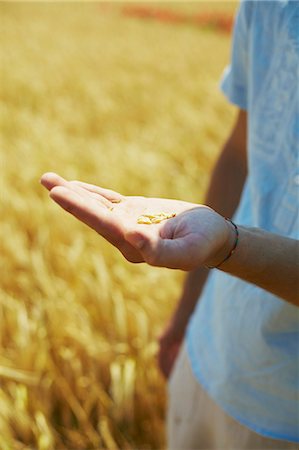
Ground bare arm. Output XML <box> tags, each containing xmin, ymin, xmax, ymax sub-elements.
<box><xmin>40</xmin><ymin>109</ymin><xmax>248</xmax><ymax>379</ymax></box>
<box><xmin>40</xmin><ymin>109</ymin><xmax>298</xmax><ymax>381</ymax></box>
<box><xmin>215</xmin><ymin>226</ymin><xmax>299</xmax><ymax>305</ymax></box>
<box><xmin>41</xmin><ymin>170</ymin><xmax>299</xmax><ymax>306</ymax></box>
<box><xmin>164</xmin><ymin>109</ymin><xmax>248</xmax><ymax>340</ymax></box>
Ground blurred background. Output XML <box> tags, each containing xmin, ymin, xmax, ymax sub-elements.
<box><xmin>1</xmin><ymin>2</ymin><xmax>237</xmax><ymax>449</ymax></box>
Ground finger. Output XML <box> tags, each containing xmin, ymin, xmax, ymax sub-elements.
<box><xmin>50</xmin><ymin>186</ymin><xmax>143</xmax><ymax>262</ymax></box>
<box><xmin>49</xmin><ymin>186</ymin><xmax>123</xmax><ymax>245</ymax></box>
<box><xmin>70</xmin><ymin>180</ymin><xmax>123</xmax><ymax>203</ymax></box>
<box><xmin>68</xmin><ymin>182</ymin><xmax>112</xmax><ymax>209</ymax></box>
<box><xmin>40</xmin><ymin>173</ymin><xmax>112</xmax><ymax>208</ymax></box>
<box><xmin>40</xmin><ymin>172</ymin><xmax>68</xmax><ymax>191</ymax></box>
<box><xmin>125</xmin><ymin>231</ymin><xmax>203</xmax><ymax>270</ymax></box>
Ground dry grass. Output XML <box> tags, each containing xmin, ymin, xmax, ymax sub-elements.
<box><xmin>1</xmin><ymin>2</ymin><xmax>236</xmax><ymax>449</ymax></box>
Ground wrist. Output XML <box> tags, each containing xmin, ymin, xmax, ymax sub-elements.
<box><xmin>205</xmin><ymin>218</ymin><xmax>238</xmax><ymax>269</ymax></box>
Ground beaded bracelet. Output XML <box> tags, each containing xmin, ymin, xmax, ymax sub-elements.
<box><xmin>207</xmin><ymin>218</ymin><xmax>239</xmax><ymax>269</ymax></box>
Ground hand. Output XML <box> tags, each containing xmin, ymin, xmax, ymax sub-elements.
<box><xmin>158</xmin><ymin>321</ymin><xmax>185</xmax><ymax>379</ymax></box>
<box><xmin>40</xmin><ymin>172</ymin><xmax>234</xmax><ymax>270</ymax></box>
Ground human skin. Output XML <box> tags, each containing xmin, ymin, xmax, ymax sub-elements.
<box><xmin>158</xmin><ymin>108</ymin><xmax>248</xmax><ymax>377</ymax></box>
<box><xmin>40</xmin><ymin>172</ymin><xmax>234</xmax><ymax>270</ymax></box>
<box><xmin>44</xmin><ymin>108</ymin><xmax>247</xmax><ymax>380</ymax></box>
<box><xmin>40</xmin><ymin>171</ymin><xmax>298</xmax><ymax>307</ymax></box>
<box><xmin>40</xmin><ymin>109</ymin><xmax>299</xmax><ymax>380</ymax></box>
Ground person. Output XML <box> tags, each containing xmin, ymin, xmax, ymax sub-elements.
<box><xmin>41</xmin><ymin>1</ymin><xmax>299</xmax><ymax>448</ymax></box>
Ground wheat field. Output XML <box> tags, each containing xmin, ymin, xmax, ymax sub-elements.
<box><xmin>1</xmin><ymin>2</ymin><xmax>236</xmax><ymax>449</ymax></box>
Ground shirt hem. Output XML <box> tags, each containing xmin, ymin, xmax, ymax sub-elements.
<box><xmin>186</xmin><ymin>336</ymin><xmax>299</xmax><ymax>444</ymax></box>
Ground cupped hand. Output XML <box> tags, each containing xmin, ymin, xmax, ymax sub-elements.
<box><xmin>40</xmin><ymin>172</ymin><xmax>232</xmax><ymax>270</ymax></box>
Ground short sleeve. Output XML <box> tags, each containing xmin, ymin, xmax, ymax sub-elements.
<box><xmin>220</xmin><ymin>0</ymin><xmax>253</xmax><ymax>110</ymax></box>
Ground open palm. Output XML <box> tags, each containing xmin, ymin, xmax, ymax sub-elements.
<box><xmin>41</xmin><ymin>173</ymin><xmax>231</xmax><ymax>270</ymax></box>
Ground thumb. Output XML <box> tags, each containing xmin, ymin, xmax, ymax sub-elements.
<box><xmin>125</xmin><ymin>230</ymin><xmax>202</xmax><ymax>270</ymax></box>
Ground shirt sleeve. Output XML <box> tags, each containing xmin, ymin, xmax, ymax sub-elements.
<box><xmin>220</xmin><ymin>0</ymin><xmax>253</xmax><ymax>110</ymax></box>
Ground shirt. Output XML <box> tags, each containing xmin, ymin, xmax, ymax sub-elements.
<box><xmin>186</xmin><ymin>0</ymin><xmax>299</xmax><ymax>442</ymax></box>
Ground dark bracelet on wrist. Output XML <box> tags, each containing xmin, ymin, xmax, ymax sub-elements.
<box><xmin>206</xmin><ymin>218</ymin><xmax>239</xmax><ymax>269</ymax></box>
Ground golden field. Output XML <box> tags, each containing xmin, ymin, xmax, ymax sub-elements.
<box><xmin>1</xmin><ymin>2</ymin><xmax>237</xmax><ymax>449</ymax></box>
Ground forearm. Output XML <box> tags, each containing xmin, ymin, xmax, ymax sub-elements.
<box><xmin>173</xmin><ymin>135</ymin><xmax>247</xmax><ymax>322</ymax></box>
<box><xmin>217</xmin><ymin>226</ymin><xmax>299</xmax><ymax>306</ymax></box>
<box><xmin>205</xmin><ymin>138</ymin><xmax>247</xmax><ymax>218</ymax></box>
<box><xmin>170</xmin><ymin>267</ymin><xmax>209</xmax><ymax>328</ymax></box>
